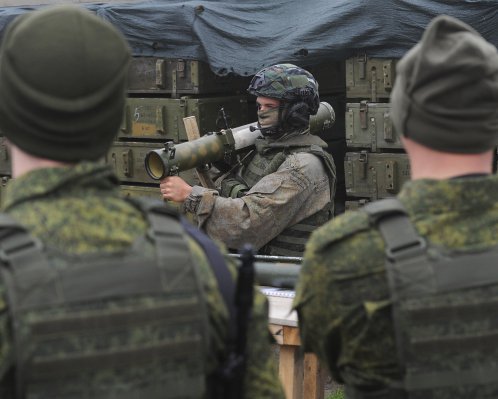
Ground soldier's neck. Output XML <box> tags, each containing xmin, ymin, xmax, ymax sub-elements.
<box><xmin>10</xmin><ymin>143</ymin><xmax>74</xmax><ymax>178</ymax></box>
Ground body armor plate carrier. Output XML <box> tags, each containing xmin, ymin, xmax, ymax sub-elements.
<box><xmin>351</xmin><ymin>198</ymin><xmax>498</xmax><ymax>399</ymax></box>
<box><xmin>220</xmin><ymin>132</ymin><xmax>336</xmax><ymax>256</ymax></box>
<box><xmin>0</xmin><ymin>201</ymin><xmax>212</xmax><ymax>399</ymax></box>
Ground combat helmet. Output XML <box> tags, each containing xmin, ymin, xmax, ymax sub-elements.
<box><xmin>247</xmin><ymin>63</ymin><xmax>320</xmax><ymax>136</ymax></box>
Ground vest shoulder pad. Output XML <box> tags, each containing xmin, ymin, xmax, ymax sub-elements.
<box><xmin>311</xmin><ymin>209</ymin><xmax>371</xmax><ymax>252</ymax></box>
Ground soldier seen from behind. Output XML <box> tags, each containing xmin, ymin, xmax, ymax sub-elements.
<box><xmin>160</xmin><ymin>64</ymin><xmax>336</xmax><ymax>256</ymax></box>
<box><xmin>0</xmin><ymin>5</ymin><xmax>284</xmax><ymax>399</ymax></box>
<box><xmin>295</xmin><ymin>15</ymin><xmax>498</xmax><ymax>398</ymax></box>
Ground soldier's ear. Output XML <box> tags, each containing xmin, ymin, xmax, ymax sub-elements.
<box><xmin>284</xmin><ymin>102</ymin><xmax>310</xmax><ymax>128</ymax></box>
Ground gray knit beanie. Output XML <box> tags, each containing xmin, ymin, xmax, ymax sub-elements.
<box><xmin>390</xmin><ymin>15</ymin><xmax>498</xmax><ymax>153</ymax></box>
<box><xmin>0</xmin><ymin>5</ymin><xmax>131</xmax><ymax>162</ymax></box>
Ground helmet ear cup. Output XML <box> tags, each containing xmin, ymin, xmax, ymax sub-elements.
<box><xmin>283</xmin><ymin>102</ymin><xmax>311</xmax><ymax>129</ymax></box>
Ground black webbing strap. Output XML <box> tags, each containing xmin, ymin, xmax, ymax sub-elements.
<box><xmin>362</xmin><ymin>199</ymin><xmax>426</xmax><ymax>396</ymax></box>
<box><xmin>363</xmin><ymin>199</ymin><xmax>426</xmax><ymax>262</ymax></box>
<box><xmin>180</xmin><ymin>219</ymin><xmax>237</xmax><ymax>343</ymax></box>
<box><xmin>0</xmin><ymin>214</ymin><xmax>47</xmax><ymax>399</ymax></box>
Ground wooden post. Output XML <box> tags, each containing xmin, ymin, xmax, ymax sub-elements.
<box><xmin>182</xmin><ymin>116</ymin><xmax>216</xmax><ymax>189</ymax></box>
<box><xmin>304</xmin><ymin>353</ymin><xmax>326</xmax><ymax>399</ymax></box>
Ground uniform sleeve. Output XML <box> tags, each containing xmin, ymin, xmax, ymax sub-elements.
<box><xmin>187</xmin><ymin>153</ymin><xmax>330</xmax><ymax>250</ymax></box>
<box><xmin>186</xmin><ymin>237</ymin><xmax>285</xmax><ymax>398</ymax></box>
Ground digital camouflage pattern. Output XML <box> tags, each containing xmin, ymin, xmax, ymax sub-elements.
<box><xmin>247</xmin><ymin>63</ymin><xmax>320</xmax><ymax>114</ymax></box>
<box><xmin>295</xmin><ymin>174</ymin><xmax>498</xmax><ymax>396</ymax></box>
<box><xmin>0</xmin><ymin>161</ymin><xmax>284</xmax><ymax>399</ymax></box>
<box><xmin>183</xmin><ymin>129</ymin><xmax>334</xmax><ymax>255</ymax></box>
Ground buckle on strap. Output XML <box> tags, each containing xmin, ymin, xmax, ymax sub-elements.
<box><xmin>386</xmin><ymin>236</ymin><xmax>427</xmax><ymax>262</ymax></box>
<box><xmin>363</xmin><ymin>199</ymin><xmax>427</xmax><ymax>262</ymax></box>
<box><xmin>0</xmin><ymin>229</ymin><xmax>42</xmax><ymax>264</ymax></box>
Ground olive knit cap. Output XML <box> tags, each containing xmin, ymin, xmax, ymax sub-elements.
<box><xmin>390</xmin><ymin>15</ymin><xmax>498</xmax><ymax>153</ymax></box>
<box><xmin>0</xmin><ymin>5</ymin><xmax>131</xmax><ymax>162</ymax></box>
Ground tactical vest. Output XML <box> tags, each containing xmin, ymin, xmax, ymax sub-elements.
<box><xmin>352</xmin><ymin>198</ymin><xmax>498</xmax><ymax>399</ymax></box>
<box><xmin>0</xmin><ymin>202</ymin><xmax>211</xmax><ymax>399</ymax></box>
<box><xmin>220</xmin><ymin>133</ymin><xmax>336</xmax><ymax>256</ymax></box>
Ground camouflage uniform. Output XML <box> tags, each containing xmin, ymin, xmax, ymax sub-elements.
<box><xmin>183</xmin><ymin>64</ymin><xmax>336</xmax><ymax>255</ymax></box>
<box><xmin>0</xmin><ymin>162</ymin><xmax>284</xmax><ymax>399</ymax></box>
<box><xmin>294</xmin><ymin>175</ymin><xmax>498</xmax><ymax>395</ymax></box>
<box><xmin>183</xmin><ymin>130</ymin><xmax>333</xmax><ymax>254</ymax></box>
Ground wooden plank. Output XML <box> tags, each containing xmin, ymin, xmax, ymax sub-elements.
<box><xmin>270</xmin><ymin>324</ymin><xmax>301</xmax><ymax>347</ymax></box>
<box><xmin>304</xmin><ymin>353</ymin><xmax>326</xmax><ymax>399</ymax></box>
<box><xmin>282</xmin><ymin>325</ymin><xmax>301</xmax><ymax>346</ymax></box>
<box><xmin>183</xmin><ymin>116</ymin><xmax>201</xmax><ymax>141</ymax></box>
<box><xmin>279</xmin><ymin>345</ymin><xmax>304</xmax><ymax>399</ymax></box>
<box><xmin>182</xmin><ymin>116</ymin><xmax>216</xmax><ymax>189</ymax></box>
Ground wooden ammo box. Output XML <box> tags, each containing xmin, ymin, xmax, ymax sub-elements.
<box><xmin>107</xmin><ymin>142</ymin><xmax>200</xmax><ymax>185</ymax></box>
<box><xmin>346</xmin><ymin>102</ymin><xmax>402</xmax><ymax>151</ymax></box>
<box><xmin>345</xmin><ymin>151</ymin><xmax>410</xmax><ymax>199</ymax></box>
<box><xmin>127</xmin><ymin>57</ymin><xmax>251</xmax><ymax>95</ymax></box>
<box><xmin>119</xmin><ymin>96</ymin><xmax>249</xmax><ymax>142</ymax></box>
<box><xmin>346</xmin><ymin>55</ymin><xmax>397</xmax><ymax>101</ymax></box>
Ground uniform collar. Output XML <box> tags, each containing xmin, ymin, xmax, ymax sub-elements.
<box><xmin>3</xmin><ymin>162</ymin><xmax>118</xmax><ymax>211</ymax></box>
<box><xmin>398</xmin><ymin>174</ymin><xmax>498</xmax><ymax>216</ymax></box>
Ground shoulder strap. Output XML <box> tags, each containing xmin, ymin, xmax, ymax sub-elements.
<box><xmin>179</xmin><ymin>219</ymin><xmax>237</xmax><ymax>343</ymax></box>
<box><xmin>0</xmin><ymin>214</ymin><xmax>49</xmax><ymax>397</ymax></box>
<box><xmin>363</xmin><ymin>198</ymin><xmax>426</xmax><ymax>261</ymax></box>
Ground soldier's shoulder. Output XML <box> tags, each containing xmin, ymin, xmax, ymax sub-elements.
<box><xmin>308</xmin><ymin>209</ymin><xmax>372</xmax><ymax>252</ymax></box>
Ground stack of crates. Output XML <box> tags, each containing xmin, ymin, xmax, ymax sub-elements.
<box><xmin>106</xmin><ymin>57</ymin><xmax>252</xmax><ymax>201</ymax></box>
<box><xmin>344</xmin><ymin>55</ymin><xmax>410</xmax><ymax>211</ymax></box>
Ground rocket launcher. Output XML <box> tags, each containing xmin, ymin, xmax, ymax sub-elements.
<box><xmin>144</xmin><ymin>101</ymin><xmax>335</xmax><ymax>180</ymax></box>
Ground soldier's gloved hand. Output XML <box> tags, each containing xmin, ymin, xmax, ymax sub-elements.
<box><xmin>160</xmin><ymin>176</ymin><xmax>193</xmax><ymax>203</ymax></box>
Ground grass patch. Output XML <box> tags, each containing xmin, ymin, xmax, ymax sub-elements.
<box><xmin>327</xmin><ymin>388</ymin><xmax>344</xmax><ymax>399</ymax></box>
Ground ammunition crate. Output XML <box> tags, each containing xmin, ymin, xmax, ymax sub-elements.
<box><xmin>0</xmin><ymin>137</ymin><xmax>11</xmax><ymax>176</ymax></box>
<box><xmin>345</xmin><ymin>152</ymin><xmax>410</xmax><ymax>199</ymax></box>
<box><xmin>107</xmin><ymin>142</ymin><xmax>201</xmax><ymax>185</ymax></box>
<box><xmin>119</xmin><ymin>96</ymin><xmax>249</xmax><ymax>142</ymax></box>
<box><xmin>345</xmin><ymin>199</ymin><xmax>370</xmax><ymax>212</ymax></box>
<box><xmin>107</xmin><ymin>142</ymin><xmax>162</xmax><ymax>184</ymax></box>
<box><xmin>127</xmin><ymin>57</ymin><xmax>251</xmax><ymax>95</ymax></box>
<box><xmin>346</xmin><ymin>102</ymin><xmax>402</xmax><ymax>151</ymax></box>
<box><xmin>346</xmin><ymin>56</ymin><xmax>397</xmax><ymax>101</ymax></box>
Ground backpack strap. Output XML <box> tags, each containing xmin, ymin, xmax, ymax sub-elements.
<box><xmin>179</xmin><ymin>218</ymin><xmax>237</xmax><ymax>344</ymax></box>
<box><xmin>362</xmin><ymin>198</ymin><xmax>427</xmax><ymax>390</ymax></box>
<box><xmin>0</xmin><ymin>214</ymin><xmax>48</xmax><ymax>398</ymax></box>
<box><xmin>363</xmin><ymin>198</ymin><xmax>426</xmax><ymax>262</ymax></box>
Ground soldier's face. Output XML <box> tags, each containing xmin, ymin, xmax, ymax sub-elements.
<box><xmin>256</xmin><ymin>96</ymin><xmax>280</xmax><ymax>128</ymax></box>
